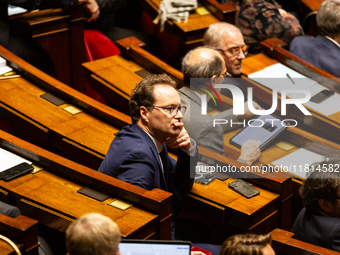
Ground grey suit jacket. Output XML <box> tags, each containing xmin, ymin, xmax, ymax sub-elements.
<box><xmin>178</xmin><ymin>86</ymin><xmax>238</xmax><ymax>165</ymax></box>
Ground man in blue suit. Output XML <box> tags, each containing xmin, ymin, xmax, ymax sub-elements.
<box><xmin>290</xmin><ymin>0</ymin><xmax>340</xmax><ymax>77</ymax></box>
<box><xmin>292</xmin><ymin>157</ymin><xmax>340</xmax><ymax>251</ymax></box>
<box><xmin>98</xmin><ymin>74</ymin><xmax>198</xmax><ymax>215</ymax></box>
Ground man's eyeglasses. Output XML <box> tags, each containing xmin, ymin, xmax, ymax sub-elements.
<box><xmin>221</xmin><ymin>71</ymin><xmax>231</xmax><ymax>80</ymax></box>
<box><xmin>217</xmin><ymin>45</ymin><xmax>249</xmax><ymax>57</ymax></box>
<box><xmin>148</xmin><ymin>105</ymin><xmax>187</xmax><ymax>116</ymax></box>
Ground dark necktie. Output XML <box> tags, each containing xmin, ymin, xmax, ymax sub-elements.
<box><xmin>159</xmin><ymin>149</ymin><xmax>169</xmax><ymax>189</ymax></box>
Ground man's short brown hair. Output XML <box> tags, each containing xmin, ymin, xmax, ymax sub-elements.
<box><xmin>129</xmin><ymin>74</ymin><xmax>177</xmax><ymax>124</ymax></box>
<box><xmin>219</xmin><ymin>233</ymin><xmax>272</xmax><ymax>255</ymax></box>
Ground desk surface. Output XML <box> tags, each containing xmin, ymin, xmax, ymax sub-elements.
<box><xmin>241</xmin><ymin>51</ymin><xmax>340</xmax><ymax>145</ymax></box>
<box><xmin>0</xmin><ymin>76</ymin><xmax>118</xmax><ymax>165</ymax></box>
<box><xmin>271</xmin><ymin>228</ymin><xmax>340</xmax><ymax>255</ymax></box>
<box><xmin>0</xmin><ymin>169</ymin><xmax>157</xmax><ymax>237</ymax></box>
<box><xmin>298</xmin><ymin>0</ymin><xmax>322</xmax><ymax>12</ymax></box>
<box><xmin>141</xmin><ymin>0</ymin><xmax>219</xmax><ymax>41</ymax></box>
<box><xmin>0</xmin><ymin>129</ymin><xmax>172</xmax><ymax>239</ymax></box>
<box><xmin>0</xmin><ymin>44</ymin><xmax>131</xmax><ymax>170</ymax></box>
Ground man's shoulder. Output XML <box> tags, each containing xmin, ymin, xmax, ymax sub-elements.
<box><xmin>115</xmin><ymin>125</ymin><xmax>152</xmax><ymax>148</ymax></box>
<box><xmin>291</xmin><ymin>35</ymin><xmax>331</xmax><ymax>49</ymax></box>
<box><xmin>295</xmin><ymin>208</ymin><xmax>340</xmax><ymax>228</ymax></box>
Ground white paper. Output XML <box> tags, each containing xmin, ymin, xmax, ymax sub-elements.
<box><xmin>8</xmin><ymin>5</ymin><xmax>27</xmax><ymax>16</ymax></box>
<box><xmin>271</xmin><ymin>148</ymin><xmax>325</xmax><ymax>179</ymax></box>
<box><xmin>248</xmin><ymin>63</ymin><xmax>317</xmax><ymax>92</ymax></box>
<box><xmin>248</xmin><ymin>63</ymin><xmax>340</xmax><ymax>116</ymax></box>
<box><xmin>0</xmin><ymin>56</ymin><xmax>12</xmax><ymax>75</ymax></box>
<box><xmin>0</xmin><ymin>148</ymin><xmax>32</xmax><ymax>172</ymax></box>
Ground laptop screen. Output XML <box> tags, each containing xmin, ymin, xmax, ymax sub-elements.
<box><xmin>119</xmin><ymin>240</ymin><xmax>191</xmax><ymax>255</ymax></box>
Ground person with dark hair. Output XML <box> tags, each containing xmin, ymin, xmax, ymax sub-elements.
<box><xmin>66</xmin><ymin>213</ymin><xmax>121</xmax><ymax>255</ymax></box>
<box><xmin>179</xmin><ymin>47</ymin><xmax>261</xmax><ymax>166</ymax></box>
<box><xmin>219</xmin><ymin>233</ymin><xmax>275</xmax><ymax>255</ymax></box>
<box><xmin>290</xmin><ymin>0</ymin><xmax>340</xmax><ymax>77</ymax></box>
<box><xmin>98</xmin><ymin>73</ymin><xmax>198</xmax><ymax>216</ymax></box>
<box><xmin>1</xmin><ymin>0</ymin><xmax>99</xmax><ymax>77</ymax></box>
<box><xmin>292</xmin><ymin>157</ymin><xmax>340</xmax><ymax>251</ymax></box>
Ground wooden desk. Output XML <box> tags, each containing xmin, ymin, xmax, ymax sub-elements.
<box><xmin>271</xmin><ymin>228</ymin><xmax>340</xmax><ymax>255</ymax></box>
<box><xmin>0</xmin><ymin>44</ymin><xmax>130</xmax><ymax>170</ymax></box>
<box><xmin>241</xmin><ymin>38</ymin><xmax>340</xmax><ymax>145</ymax></box>
<box><xmin>296</xmin><ymin>0</ymin><xmax>322</xmax><ymax>12</ymax></box>
<box><xmin>0</xmin><ymin>214</ymin><xmax>39</xmax><ymax>255</ymax></box>
<box><xmin>10</xmin><ymin>6</ymin><xmax>86</xmax><ymax>92</ymax></box>
<box><xmin>0</xmin><ymin>129</ymin><xmax>172</xmax><ymax>240</ymax></box>
<box><xmin>83</xmin><ymin>36</ymin><xmax>185</xmax><ymax>115</ymax></box>
<box><xmin>85</xmin><ymin>37</ymin><xmax>294</xmax><ymax>236</ymax></box>
<box><xmin>139</xmin><ymin>0</ymin><xmax>220</xmax><ymax>65</ymax></box>
<box><xmin>197</xmin><ymin>0</ymin><xmax>236</xmax><ymax>22</ymax></box>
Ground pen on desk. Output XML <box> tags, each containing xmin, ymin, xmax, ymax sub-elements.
<box><xmin>286</xmin><ymin>73</ymin><xmax>295</xmax><ymax>84</ymax></box>
<box><xmin>0</xmin><ymin>75</ymin><xmax>21</xmax><ymax>80</ymax></box>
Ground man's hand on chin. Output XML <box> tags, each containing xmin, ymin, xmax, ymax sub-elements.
<box><xmin>165</xmin><ymin>125</ymin><xmax>191</xmax><ymax>150</ymax></box>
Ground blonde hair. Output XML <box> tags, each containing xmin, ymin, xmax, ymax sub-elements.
<box><xmin>66</xmin><ymin>213</ymin><xmax>121</xmax><ymax>255</ymax></box>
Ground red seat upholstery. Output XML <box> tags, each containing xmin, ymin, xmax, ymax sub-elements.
<box><xmin>84</xmin><ymin>29</ymin><xmax>121</xmax><ymax>61</ymax></box>
<box><xmin>84</xmin><ymin>29</ymin><xmax>121</xmax><ymax>104</ymax></box>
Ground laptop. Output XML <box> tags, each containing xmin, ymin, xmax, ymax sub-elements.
<box><xmin>119</xmin><ymin>240</ymin><xmax>191</xmax><ymax>255</ymax></box>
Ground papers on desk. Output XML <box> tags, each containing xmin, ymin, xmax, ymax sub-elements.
<box><xmin>248</xmin><ymin>63</ymin><xmax>340</xmax><ymax>116</ymax></box>
<box><xmin>271</xmin><ymin>148</ymin><xmax>325</xmax><ymax>179</ymax></box>
<box><xmin>0</xmin><ymin>148</ymin><xmax>32</xmax><ymax>172</ymax></box>
<box><xmin>0</xmin><ymin>56</ymin><xmax>12</xmax><ymax>75</ymax></box>
<box><xmin>7</xmin><ymin>5</ymin><xmax>27</xmax><ymax>16</ymax></box>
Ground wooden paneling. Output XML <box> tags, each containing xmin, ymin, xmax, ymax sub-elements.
<box><xmin>10</xmin><ymin>6</ymin><xmax>86</xmax><ymax>92</ymax></box>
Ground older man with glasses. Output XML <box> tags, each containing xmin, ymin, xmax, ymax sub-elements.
<box><xmin>98</xmin><ymin>74</ymin><xmax>198</xmax><ymax>216</ymax></box>
<box><xmin>179</xmin><ymin>46</ymin><xmax>261</xmax><ymax>166</ymax></box>
<box><xmin>203</xmin><ymin>22</ymin><xmax>248</xmax><ymax>77</ymax></box>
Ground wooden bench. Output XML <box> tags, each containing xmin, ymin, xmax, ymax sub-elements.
<box><xmin>83</xmin><ymin>36</ymin><xmax>340</xmax><ymax>236</ymax></box>
<box><xmin>0</xmin><ymin>214</ymin><xmax>39</xmax><ymax>255</ymax></box>
<box><xmin>0</xmin><ymin>129</ymin><xmax>172</xmax><ymax>240</ymax></box>
<box><xmin>9</xmin><ymin>6</ymin><xmax>86</xmax><ymax>92</ymax></box>
<box><xmin>0</xmin><ymin>44</ymin><xmax>130</xmax><ymax>170</ymax></box>
<box><xmin>271</xmin><ymin>228</ymin><xmax>340</xmax><ymax>255</ymax></box>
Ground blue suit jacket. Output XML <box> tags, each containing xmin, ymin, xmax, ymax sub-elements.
<box><xmin>98</xmin><ymin>124</ymin><xmax>197</xmax><ymax>215</ymax></box>
<box><xmin>292</xmin><ymin>208</ymin><xmax>340</xmax><ymax>251</ymax></box>
<box><xmin>290</xmin><ymin>35</ymin><xmax>340</xmax><ymax>78</ymax></box>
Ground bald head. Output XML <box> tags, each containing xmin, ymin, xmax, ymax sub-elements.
<box><xmin>182</xmin><ymin>47</ymin><xmax>226</xmax><ymax>84</ymax></box>
<box><xmin>204</xmin><ymin>22</ymin><xmax>246</xmax><ymax>76</ymax></box>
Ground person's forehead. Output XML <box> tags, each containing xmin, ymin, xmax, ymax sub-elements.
<box><xmin>222</xmin><ymin>29</ymin><xmax>245</xmax><ymax>48</ymax></box>
<box><xmin>153</xmin><ymin>84</ymin><xmax>180</xmax><ymax>103</ymax></box>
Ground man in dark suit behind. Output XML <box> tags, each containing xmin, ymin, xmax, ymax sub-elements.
<box><xmin>290</xmin><ymin>0</ymin><xmax>340</xmax><ymax>78</ymax></box>
<box><xmin>98</xmin><ymin>74</ymin><xmax>198</xmax><ymax>216</ymax></box>
<box><xmin>292</xmin><ymin>157</ymin><xmax>340</xmax><ymax>251</ymax></box>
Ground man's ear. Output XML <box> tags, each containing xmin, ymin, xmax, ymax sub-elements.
<box><xmin>140</xmin><ymin>106</ymin><xmax>149</xmax><ymax>123</ymax></box>
<box><xmin>116</xmin><ymin>252</ymin><xmax>122</xmax><ymax>255</ymax></box>
<box><xmin>211</xmin><ymin>75</ymin><xmax>217</xmax><ymax>85</ymax></box>
<box><xmin>318</xmin><ymin>198</ymin><xmax>334</xmax><ymax>214</ymax></box>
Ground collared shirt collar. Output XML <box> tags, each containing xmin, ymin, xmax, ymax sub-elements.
<box><xmin>325</xmin><ymin>36</ymin><xmax>340</xmax><ymax>48</ymax></box>
<box><xmin>142</xmin><ymin>129</ymin><xmax>163</xmax><ymax>153</ymax></box>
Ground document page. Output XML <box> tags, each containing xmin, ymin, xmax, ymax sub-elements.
<box><xmin>0</xmin><ymin>148</ymin><xmax>32</xmax><ymax>172</ymax></box>
<box><xmin>271</xmin><ymin>148</ymin><xmax>324</xmax><ymax>179</ymax></box>
<box><xmin>248</xmin><ymin>63</ymin><xmax>340</xmax><ymax>116</ymax></box>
